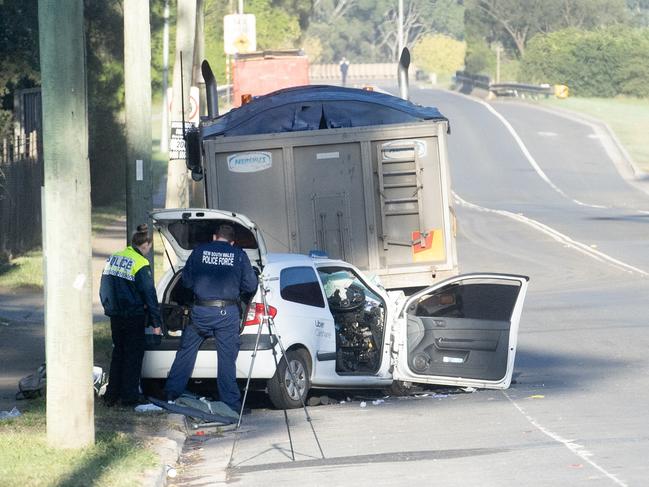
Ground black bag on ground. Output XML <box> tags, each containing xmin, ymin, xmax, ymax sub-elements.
<box><xmin>16</xmin><ymin>363</ymin><xmax>46</xmax><ymax>400</ymax></box>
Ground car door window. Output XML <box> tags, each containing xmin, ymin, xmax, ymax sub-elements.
<box><xmin>280</xmin><ymin>266</ymin><xmax>325</xmax><ymax>308</ymax></box>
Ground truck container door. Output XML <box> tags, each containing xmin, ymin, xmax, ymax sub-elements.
<box><xmin>392</xmin><ymin>273</ymin><xmax>529</xmax><ymax>389</ymax></box>
<box><xmin>294</xmin><ymin>143</ymin><xmax>369</xmax><ymax>268</ymax></box>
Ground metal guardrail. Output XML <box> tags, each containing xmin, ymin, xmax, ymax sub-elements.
<box><xmin>490</xmin><ymin>82</ymin><xmax>553</xmax><ymax>98</ymax></box>
<box><xmin>454</xmin><ymin>71</ymin><xmax>491</xmax><ymax>91</ymax></box>
<box><xmin>454</xmin><ymin>71</ymin><xmax>557</xmax><ymax>98</ymax></box>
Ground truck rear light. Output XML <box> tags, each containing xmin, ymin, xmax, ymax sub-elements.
<box><xmin>243</xmin><ymin>302</ymin><xmax>277</xmax><ymax>326</ymax></box>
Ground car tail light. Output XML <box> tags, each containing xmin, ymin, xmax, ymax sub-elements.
<box><xmin>243</xmin><ymin>302</ymin><xmax>277</xmax><ymax>326</ymax></box>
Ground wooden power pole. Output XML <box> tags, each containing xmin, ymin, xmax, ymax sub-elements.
<box><xmin>124</xmin><ymin>0</ymin><xmax>153</xmax><ymax>245</ymax></box>
<box><xmin>38</xmin><ymin>0</ymin><xmax>95</xmax><ymax>448</ymax></box>
<box><xmin>165</xmin><ymin>0</ymin><xmax>197</xmax><ymax>210</ymax></box>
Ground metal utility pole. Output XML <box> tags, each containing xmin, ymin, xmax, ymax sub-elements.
<box><xmin>38</xmin><ymin>0</ymin><xmax>94</xmax><ymax>448</ymax></box>
<box><xmin>124</xmin><ymin>0</ymin><xmax>153</xmax><ymax>246</ymax></box>
<box><xmin>165</xmin><ymin>0</ymin><xmax>197</xmax><ymax>209</ymax></box>
<box><xmin>397</xmin><ymin>0</ymin><xmax>404</xmax><ymax>62</ymax></box>
<box><xmin>160</xmin><ymin>0</ymin><xmax>170</xmax><ymax>153</ymax></box>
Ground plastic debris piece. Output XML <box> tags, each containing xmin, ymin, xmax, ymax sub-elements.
<box><xmin>372</xmin><ymin>399</ymin><xmax>384</xmax><ymax>406</ymax></box>
<box><xmin>462</xmin><ymin>387</ymin><xmax>477</xmax><ymax>393</ymax></box>
<box><xmin>360</xmin><ymin>401</ymin><xmax>367</xmax><ymax>408</ymax></box>
<box><xmin>528</xmin><ymin>395</ymin><xmax>545</xmax><ymax>399</ymax></box>
<box><xmin>135</xmin><ymin>403</ymin><xmax>164</xmax><ymax>413</ymax></box>
<box><xmin>0</xmin><ymin>407</ymin><xmax>21</xmax><ymax>420</ymax></box>
<box><xmin>166</xmin><ymin>465</ymin><xmax>177</xmax><ymax>478</ymax></box>
<box><xmin>432</xmin><ymin>394</ymin><xmax>448</xmax><ymax>399</ymax></box>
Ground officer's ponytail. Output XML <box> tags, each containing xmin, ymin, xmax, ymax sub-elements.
<box><xmin>131</xmin><ymin>223</ymin><xmax>152</xmax><ymax>247</ymax></box>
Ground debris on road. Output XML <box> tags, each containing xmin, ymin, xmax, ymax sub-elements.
<box><xmin>135</xmin><ymin>403</ymin><xmax>164</xmax><ymax>413</ymax></box>
<box><xmin>0</xmin><ymin>407</ymin><xmax>21</xmax><ymax>420</ymax></box>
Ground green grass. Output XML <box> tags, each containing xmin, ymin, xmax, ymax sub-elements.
<box><xmin>536</xmin><ymin>97</ymin><xmax>649</xmax><ymax>172</ymax></box>
<box><xmin>92</xmin><ymin>204</ymin><xmax>126</xmax><ymax>234</ymax></box>
<box><xmin>0</xmin><ymin>250</ymin><xmax>43</xmax><ymax>291</ymax></box>
<box><xmin>0</xmin><ymin>206</ymin><xmax>128</xmax><ymax>292</ymax></box>
<box><xmin>0</xmin><ymin>322</ymin><xmax>166</xmax><ymax>487</ymax></box>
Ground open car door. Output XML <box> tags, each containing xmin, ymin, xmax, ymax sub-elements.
<box><xmin>392</xmin><ymin>273</ymin><xmax>529</xmax><ymax>389</ymax></box>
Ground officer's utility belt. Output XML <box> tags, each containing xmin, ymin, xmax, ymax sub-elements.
<box><xmin>195</xmin><ymin>299</ymin><xmax>238</xmax><ymax>307</ymax></box>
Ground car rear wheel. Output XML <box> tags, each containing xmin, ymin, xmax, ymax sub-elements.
<box><xmin>267</xmin><ymin>349</ymin><xmax>310</xmax><ymax>409</ymax></box>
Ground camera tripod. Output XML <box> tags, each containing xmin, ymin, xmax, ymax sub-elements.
<box><xmin>228</xmin><ymin>272</ymin><xmax>325</xmax><ymax>466</ymax></box>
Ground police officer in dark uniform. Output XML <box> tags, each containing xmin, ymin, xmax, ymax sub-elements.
<box><xmin>100</xmin><ymin>224</ymin><xmax>162</xmax><ymax>406</ymax></box>
<box><xmin>164</xmin><ymin>223</ymin><xmax>258</xmax><ymax>414</ymax></box>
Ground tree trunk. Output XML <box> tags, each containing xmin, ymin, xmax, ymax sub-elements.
<box><xmin>38</xmin><ymin>0</ymin><xmax>94</xmax><ymax>448</ymax></box>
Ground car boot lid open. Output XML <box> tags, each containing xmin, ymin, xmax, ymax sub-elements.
<box><xmin>151</xmin><ymin>208</ymin><xmax>268</xmax><ymax>265</ymax></box>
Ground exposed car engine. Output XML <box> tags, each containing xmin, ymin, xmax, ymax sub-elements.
<box><xmin>328</xmin><ymin>285</ymin><xmax>384</xmax><ymax>373</ymax></box>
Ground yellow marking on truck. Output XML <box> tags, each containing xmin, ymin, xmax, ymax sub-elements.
<box><xmin>411</xmin><ymin>229</ymin><xmax>445</xmax><ymax>262</ymax></box>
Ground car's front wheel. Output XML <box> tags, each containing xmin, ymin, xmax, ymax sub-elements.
<box><xmin>267</xmin><ymin>349</ymin><xmax>310</xmax><ymax>409</ymax></box>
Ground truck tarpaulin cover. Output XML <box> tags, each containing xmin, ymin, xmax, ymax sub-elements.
<box><xmin>201</xmin><ymin>85</ymin><xmax>449</xmax><ymax>138</ymax></box>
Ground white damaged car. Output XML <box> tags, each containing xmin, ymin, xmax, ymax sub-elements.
<box><xmin>141</xmin><ymin>208</ymin><xmax>529</xmax><ymax>409</ymax></box>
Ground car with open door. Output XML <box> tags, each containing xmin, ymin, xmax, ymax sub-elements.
<box><xmin>142</xmin><ymin>209</ymin><xmax>529</xmax><ymax>409</ymax></box>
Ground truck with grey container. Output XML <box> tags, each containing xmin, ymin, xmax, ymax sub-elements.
<box><xmin>184</xmin><ymin>67</ymin><xmax>457</xmax><ymax>290</ymax></box>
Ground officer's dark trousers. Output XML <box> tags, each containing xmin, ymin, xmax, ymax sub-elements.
<box><xmin>105</xmin><ymin>315</ymin><xmax>146</xmax><ymax>403</ymax></box>
<box><xmin>164</xmin><ymin>305</ymin><xmax>241</xmax><ymax>412</ymax></box>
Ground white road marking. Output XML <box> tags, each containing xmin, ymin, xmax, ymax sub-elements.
<box><xmin>453</xmin><ymin>192</ymin><xmax>649</xmax><ymax>277</ymax></box>
<box><xmin>445</xmin><ymin>90</ymin><xmax>649</xmax><ymax>214</ymax></box>
<box><xmin>537</xmin><ymin>131</ymin><xmax>558</xmax><ymax>137</ymax></box>
<box><xmin>477</xmin><ymin>100</ymin><xmax>608</xmax><ymax>209</ymax></box>
<box><xmin>504</xmin><ymin>391</ymin><xmax>628</xmax><ymax>487</ymax></box>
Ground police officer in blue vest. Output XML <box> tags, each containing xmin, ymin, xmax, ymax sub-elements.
<box><xmin>164</xmin><ymin>223</ymin><xmax>258</xmax><ymax>414</ymax></box>
<box><xmin>100</xmin><ymin>224</ymin><xmax>162</xmax><ymax>406</ymax></box>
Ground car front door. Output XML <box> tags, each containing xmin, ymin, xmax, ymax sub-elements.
<box><xmin>392</xmin><ymin>273</ymin><xmax>529</xmax><ymax>389</ymax></box>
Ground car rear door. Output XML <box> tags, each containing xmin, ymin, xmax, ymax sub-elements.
<box><xmin>392</xmin><ymin>273</ymin><xmax>529</xmax><ymax>389</ymax></box>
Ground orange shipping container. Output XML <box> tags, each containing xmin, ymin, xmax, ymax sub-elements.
<box><xmin>232</xmin><ymin>50</ymin><xmax>309</xmax><ymax>107</ymax></box>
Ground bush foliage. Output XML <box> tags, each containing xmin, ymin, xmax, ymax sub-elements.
<box><xmin>413</xmin><ymin>34</ymin><xmax>466</xmax><ymax>76</ymax></box>
<box><xmin>521</xmin><ymin>27</ymin><xmax>649</xmax><ymax>97</ymax></box>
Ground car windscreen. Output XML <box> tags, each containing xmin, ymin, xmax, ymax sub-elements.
<box><xmin>164</xmin><ymin>219</ymin><xmax>258</xmax><ymax>250</ymax></box>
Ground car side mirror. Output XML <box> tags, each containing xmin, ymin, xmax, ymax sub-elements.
<box><xmin>184</xmin><ymin>126</ymin><xmax>203</xmax><ymax>181</ymax></box>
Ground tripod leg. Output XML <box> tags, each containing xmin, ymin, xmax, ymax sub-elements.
<box><xmin>228</xmin><ymin>310</ymin><xmax>266</xmax><ymax>470</ymax></box>
<box><xmin>267</xmin><ymin>317</ymin><xmax>325</xmax><ymax>459</ymax></box>
<box><xmin>267</xmin><ymin>331</ymin><xmax>296</xmax><ymax>461</ymax></box>
<box><xmin>236</xmin><ymin>315</ymin><xmax>265</xmax><ymax>428</ymax></box>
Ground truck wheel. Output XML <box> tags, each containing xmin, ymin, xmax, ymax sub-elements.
<box><xmin>267</xmin><ymin>349</ymin><xmax>310</xmax><ymax>409</ymax></box>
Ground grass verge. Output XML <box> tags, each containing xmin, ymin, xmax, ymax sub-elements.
<box><xmin>0</xmin><ymin>250</ymin><xmax>43</xmax><ymax>291</ymax></box>
<box><xmin>0</xmin><ymin>321</ymin><xmax>168</xmax><ymax>487</ymax></box>
<box><xmin>535</xmin><ymin>96</ymin><xmax>649</xmax><ymax>172</ymax></box>
<box><xmin>0</xmin><ymin>205</ymin><xmax>127</xmax><ymax>292</ymax></box>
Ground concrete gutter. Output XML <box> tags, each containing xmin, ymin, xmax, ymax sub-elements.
<box><xmin>141</xmin><ymin>413</ymin><xmax>186</xmax><ymax>487</ymax></box>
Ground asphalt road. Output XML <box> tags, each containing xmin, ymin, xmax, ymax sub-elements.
<box><xmin>170</xmin><ymin>89</ymin><xmax>649</xmax><ymax>486</ymax></box>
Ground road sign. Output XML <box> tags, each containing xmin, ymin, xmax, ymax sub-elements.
<box><xmin>167</xmin><ymin>86</ymin><xmax>200</xmax><ymax>124</ymax></box>
<box><xmin>169</xmin><ymin>121</ymin><xmax>197</xmax><ymax>161</ymax></box>
<box><xmin>224</xmin><ymin>14</ymin><xmax>256</xmax><ymax>55</ymax></box>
